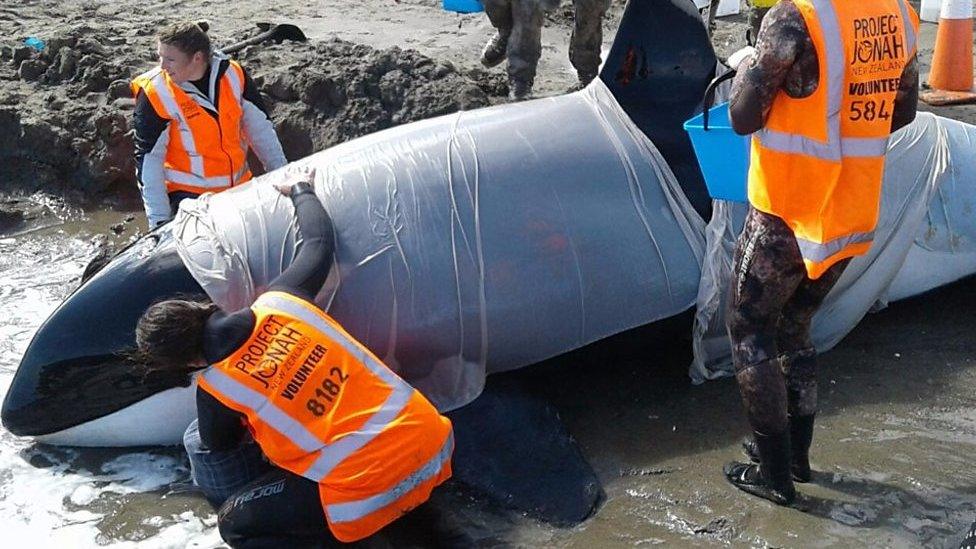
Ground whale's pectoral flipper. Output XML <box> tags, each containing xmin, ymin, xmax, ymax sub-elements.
<box><xmin>447</xmin><ymin>379</ymin><xmax>604</xmax><ymax>526</ymax></box>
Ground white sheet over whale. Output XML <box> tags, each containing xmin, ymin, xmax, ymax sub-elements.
<box><xmin>174</xmin><ymin>81</ymin><xmax>707</xmax><ymax>411</ymax></box>
<box><xmin>691</xmin><ymin>112</ymin><xmax>976</xmax><ymax>381</ymax></box>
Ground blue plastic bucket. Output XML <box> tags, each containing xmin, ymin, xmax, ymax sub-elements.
<box><xmin>683</xmin><ymin>102</ymin><xmax>750</xmax><ymax>203</ymax></box>
<box><xmin>443</xmin><ymin>0</ymin><xmax>484</xmax><ymax>13</ymax></box>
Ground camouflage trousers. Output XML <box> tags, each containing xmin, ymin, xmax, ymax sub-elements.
<box><xmin>727</xmin><ymin>207</ymin><xmax>848</xmax><ymax>435</ymax></box>
<box><xmin>482</xmin><ymin>0</ymin><xmax>610</xmax><ymax>86</ymax></box>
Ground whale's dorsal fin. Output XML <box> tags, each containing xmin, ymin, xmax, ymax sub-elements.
<box><xmin>600</xmin><ymin>0</ymin><xmax>718</xmax><ymax>216</ymax></box>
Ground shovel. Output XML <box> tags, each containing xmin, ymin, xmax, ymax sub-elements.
<box><xmin>221</xmin><ymin>23</ymin><xmax>307</xmax><ymax>55</ymax></box>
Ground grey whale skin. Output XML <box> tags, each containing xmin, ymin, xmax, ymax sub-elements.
<box><xmin>2</xmin><ymin>0</ymin><xmax>715</xmax><ymax>525</ymax></box>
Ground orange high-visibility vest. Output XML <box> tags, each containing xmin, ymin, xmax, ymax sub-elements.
<box><xmin>748</xmin><ymin>0</ymin><xmax>919</xmax><ymax>279</ymax></box>
<box><xmin>131</xmin><ymin>56</ymin><xmax>252</xmax><ymax>196</ymax></box>
<box><xmin>198</xmin><ymin>291</ymin><xmax>454</xmax><ymax>542</ymax></box>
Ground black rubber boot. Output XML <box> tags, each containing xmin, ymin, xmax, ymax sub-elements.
<box><xmin>788</xmin><ymin>414</ymin><xmax>814</xmax><ymax>482</ymax></box>
<box><xmin>725</xmin><ymin>430</ymin><xmax>796</xmax><ymax>505</ymax></box>
<box><xmin>742</xmin><ymin>414</ymin><xmax>815</xmax><ymax>483</ymax></box>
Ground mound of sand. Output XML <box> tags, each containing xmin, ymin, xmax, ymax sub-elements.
<box><xmin>0</xmin><ymin>27</ymin><xmax>506</xmax><ymax>200</ymax></box>
<box><xmin>238</xmin><ymin>37</ymin><xmax>505</xmax><ymax>161</ymax></box>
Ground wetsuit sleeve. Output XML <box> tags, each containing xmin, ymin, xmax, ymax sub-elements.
<box><xmin>728</xmin><ymin>1</ymin><xmax>808</xmax><ymax>135</ymax></box>
<box><xmin>196</xmin><ymin>387</ymin><xmax>248</xmax><ymax>451</ymax></box>
<box><xmin>267</xmin><ymin>184</ymin><xmax>336</xmax><ymax>301</ymax></box>
<box><xmin>240</xmin><ymin>67</ymin><xmax>288</xmax><ymax>172</ymax></box>
<box><xmin>133</xmin><ymin>90</ymin><xmax>173</xmax><ymax>229</ymax></box>
<box><xmin>197</xmin><ymin>308</ymin><xmax>256</xmax><ymax>451</ymax></box>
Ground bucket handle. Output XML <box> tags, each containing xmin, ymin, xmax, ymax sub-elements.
<box><xmin>701</xmin><ymin>69</ymin><xmax>737</xmax><ymax>132</ymax></box>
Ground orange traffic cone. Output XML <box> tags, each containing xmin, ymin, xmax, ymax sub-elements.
<box><xmin>921</xmin><ymin>0</ymin><xmax>976</xmax><ymax>105</ymax></box>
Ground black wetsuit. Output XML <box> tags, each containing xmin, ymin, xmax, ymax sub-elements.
<box><xmin>194</xmin><ymin>186</ymin><xmax>462</xmax><ymax>548</ymax></box>
<box><xmin>194</xmin><ymin>182</ymin><xmax>335</xmax><ymax>547</ymax></box>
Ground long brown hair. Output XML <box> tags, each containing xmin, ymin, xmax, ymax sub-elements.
<box><xmin>135</xmin><ymin>296</ymin><xmax>218</xmax><ymax>372</ymax></box>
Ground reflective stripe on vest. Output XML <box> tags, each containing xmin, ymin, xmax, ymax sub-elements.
<box><xmin>755</xmin><ymin>0</ymin><xmax>916</xmax><ymax>161</ymax></box>
<box><xmin>164</xmin><ymin>164</ymin><xmax>251</xmax><ymax>192</ymax></box>
<box><xmin>326</xmin><ymin>431</ymin><xmax>454</xmax><ymax>524</ymax></box>
<box><xmin>796</xmin><ymin>230</ymin><xmax>875</xmax><ymax>263</ymax></box>
<box><xmin>748</xmin><ymin>0</ymin><xmax>918</xmax><ymax>278</ymax></box>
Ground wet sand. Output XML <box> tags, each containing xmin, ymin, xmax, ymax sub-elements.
<box><xmin>519</xmin><ymin>277</ymin><xmax>976</xmax><ymax>548</ymax></box>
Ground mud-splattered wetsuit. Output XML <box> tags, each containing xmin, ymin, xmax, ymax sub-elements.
<box><xmin>726</xmin><ymin>0</ymin><xmax>918</xmax><ymax>457</ymax></box>
<box><xmin>482</xmin><ymin>0</ymin><xmax>609</xmax><ymax>93</ymax></box>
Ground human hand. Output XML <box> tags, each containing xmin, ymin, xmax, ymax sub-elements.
<box><xmin>727</xmin><ymin>46</ymin><xmax>756</xmax><ymax>70</ymax></box>
<box><xmin>274</xmin><ymin>166</ymin><xmax>316</xmax><ymax>196</ymax></box>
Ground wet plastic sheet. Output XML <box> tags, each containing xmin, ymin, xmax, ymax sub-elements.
<box><xmin>175</xmin><ymin>80</ymin><xmax>706</xmax><ymax>411</ymax></box>
<box><xmin>691</xmin><ymin>112</ymin><xmax>976</xmax><ymax>382</ymax></box>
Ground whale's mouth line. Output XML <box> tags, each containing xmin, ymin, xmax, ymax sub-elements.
<box><xmin>3</xmin><ymin>352</ymin><xmax>192</xmax><ymax>437</ymax></box>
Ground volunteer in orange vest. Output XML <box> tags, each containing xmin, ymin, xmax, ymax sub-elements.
<box><xmin>131</xmin><ymin>21</ymin><xmax>287</xmax><ymax>230</ymax></box>
<box><xmin>134</xmin><ymin>168</ymin><xmax>461</xmax><ymax>547</ymax></box>
<box><xmin>723</xmin><ymin>0</ymin><xmax>918</xmax><ymax>505</ymax></box>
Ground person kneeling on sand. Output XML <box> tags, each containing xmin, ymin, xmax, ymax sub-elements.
<box><xmin>131</xmin><ymin>21</ymin><xmax>287</xmax><ymax>230</ymax></box>
<box><xmin>134</xmin><ymin>167</ymin><xmax>467</xmax><ymax>547</ymax></box>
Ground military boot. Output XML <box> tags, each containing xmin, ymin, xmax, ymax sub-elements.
<box><xmin>576</xmin><ymin>69</ymin><xmax>599</xmax><ymax>89</ymax></box>
<box><xmin>508</xmin><ymin>77</ymin><xmax>532</xmax><ymax>101</ymax></box>
<box><xmin>481</xmin><ymin>32</ymin><xmax>509</xmax><ymax>68</ymax></box>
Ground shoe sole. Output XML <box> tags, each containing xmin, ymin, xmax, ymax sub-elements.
<box><xmin>729</xmin><ymin>478</ymin><xmax>796</xmax><ymax>506</ymax></box>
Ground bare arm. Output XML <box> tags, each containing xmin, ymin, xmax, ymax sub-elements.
<box><xmin>890</xmin><ymin>55</ymin><xmax>919</xmax><ymax>133</ymax></box>
<box><xmin>728</xmin><ymin>0</ymin><xmax>808</xmax><ymax>135</ymax></box>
